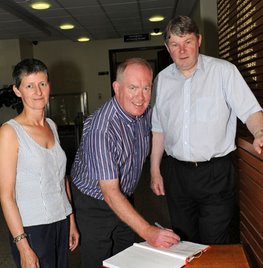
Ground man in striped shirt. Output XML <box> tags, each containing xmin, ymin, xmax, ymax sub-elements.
<box><xmin>71</xmin><ymin>58</ymin><xmax>180</xmax><ymax>268</ymax></box>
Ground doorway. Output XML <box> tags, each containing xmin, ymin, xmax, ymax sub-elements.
<box><xmin>109</xmin><ymin>46</ymin><xmax>172</xmax><ymax>96</ymax></box>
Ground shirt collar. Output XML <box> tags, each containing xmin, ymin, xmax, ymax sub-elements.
<box><xmin>171</xmin><ymin>54</ymin><xmax>204</xmax><ymax>78</ymax></box>
<box><xmin>196</xmin><ymin>54</ymin><xmax>205</xmax><ymax>73</ymax></box>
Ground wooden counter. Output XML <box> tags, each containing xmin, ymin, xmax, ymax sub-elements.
<box><xmin>237</xmin><ymin>137</ymin><xmax>263</xmax><ymax>267</ymax></box>
<box><xmin>188</xmin><ymin>244</ymin><xmax>249</xmax><ymax>268</ymax></box>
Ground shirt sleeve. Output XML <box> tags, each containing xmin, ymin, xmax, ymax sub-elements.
<box><xmin>151</xmin><ymin>76</ymin><xmax>164</xmax><ymax>133</ymax></box>
<box><xmin>223</xmin><ymin>63</ymin><xmax>262</xmax><ymax>123</ymax></box>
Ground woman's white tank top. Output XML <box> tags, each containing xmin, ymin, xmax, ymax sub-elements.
<box><xmin>6</xmin><ymin>118</ymin><xmax>72</xmax><ymax>226</ymax></box>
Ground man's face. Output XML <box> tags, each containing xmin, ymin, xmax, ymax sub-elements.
<box><xmin>113</xmin><ymin>63</ymin><xmax>152</xmax><ymax>117</ymax></box>
<box><xmin>166</xmin><ymin>33</ymin><xmax>201</xmax><ymax>76</ymax></box>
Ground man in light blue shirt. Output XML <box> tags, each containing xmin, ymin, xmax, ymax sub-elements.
<box><xmin>150</xmin><ymin>16</ymin><xmax>263</xmax><ymax>244</ymax></box>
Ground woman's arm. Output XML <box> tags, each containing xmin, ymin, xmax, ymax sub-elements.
<box><xmin>65</xmin><ymin>176</ymin><xmax>79</xmax><ymax>251</ymax></box>
<box><xmin>0</xmin><ymin>124</ymin><xmax>39</xmax><ymax>267</ymax></box>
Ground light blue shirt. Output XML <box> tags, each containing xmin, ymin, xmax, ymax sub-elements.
<box><xmin>152</xmin><ymin>54</ymin><xmax>262</xmax><ymax>162</ymax></box>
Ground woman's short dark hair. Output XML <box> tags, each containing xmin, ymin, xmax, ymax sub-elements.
<box><xmin>12</xmin><ymin>58</ymin><xmax>49</xmax><ymax>88</ymax></box>
<box><xmin>163</xmin><ymin>16</ymin><xmax>200</xmax><ymax>43</ymax></box>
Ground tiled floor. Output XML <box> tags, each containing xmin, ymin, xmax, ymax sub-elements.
<box><xmin>0</xmin><ymin>160</ymin><xmax>171</xmax><ymax>268</ymax></box>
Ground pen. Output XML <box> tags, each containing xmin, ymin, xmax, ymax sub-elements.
<box><xmin>155</xmin><ymin>222</ymin><xmax>182</xmax><ymax>243</ymax></box>
<box><xmin>154</xmin><ymin>222</ymin><xmax>165</xmax><ymax>229</ymax></box>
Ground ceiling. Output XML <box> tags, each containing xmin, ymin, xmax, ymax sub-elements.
<box><xmin>0</xmin><ymin>0</ymin><xmax>197</xmax><ymax>42</ymax></box>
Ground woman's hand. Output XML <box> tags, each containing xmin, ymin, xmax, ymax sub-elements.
<box><xmin>69</xmin><ymin>214</ymin><xmax>80</xmax><ymax>251</ymax></box>
<box><xmin>19</xmin><ymin>244</ymin><xmax>40</xmax><ymax>268</ymax></box>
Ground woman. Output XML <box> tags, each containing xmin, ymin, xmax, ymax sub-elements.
<box><xmin>0</xmin><ymin>58</ymin><xmax>79</xmax><ymax>267</ymax></box>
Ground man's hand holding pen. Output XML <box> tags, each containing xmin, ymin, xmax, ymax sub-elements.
<box><xmin>144</xmin><ymin>222</ymin><xmax>181</xmax><ymax>248</ymax></box>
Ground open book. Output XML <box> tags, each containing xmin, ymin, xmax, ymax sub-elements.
<box><xmin>103</xmin><ymin>241</ymin><xmax>210</xmax><ymax>268</ymax></box>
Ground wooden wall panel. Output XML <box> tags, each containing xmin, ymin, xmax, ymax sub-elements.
<box><xmin>236</xmin><ymin>137</ymin><xmax>263</xmax><ymax>267</ymax></box>
<box><xmin>218</xmin><ymin>0</ymin><xmax>263</xmax><ymax>136</ymax></box>
<box><xmin>218</xmin><ymin>1</ymin><xmax>263</xmax><ymax>265</ymax></box>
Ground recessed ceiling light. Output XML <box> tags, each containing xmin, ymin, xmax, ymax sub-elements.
<box><xmin>150</xmin><ymin>31</ymin><xmax>163</xmax><ymax>36</ymax></box>
<box><xmin>31</xmin><ymin>1</ymin><xmax>51</xmax><ymax>10</ymax></box>
<box><xmin>59</xmin><ymin>23</ymin><xmax>75</xmax><ymax>30</ymax></box>
<box><xmin>77</xmin><ymin>37</ymin><xmax>90</xmax><ymax>42</ymax></box>
<box><xmin>149</xmin><ymin>16</ymin><xmax>164</xmax><ymax>22</ymax></box>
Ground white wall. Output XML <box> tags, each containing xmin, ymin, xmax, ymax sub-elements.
<box><xmin>199</xmin><ymin>0</ymin><xmax>218</xmax><ymax>57</ymax></box>
<box><xmin>0</xmin><ymin>40</ymin><xmax>20</xmax><ymax>88</ymax></box>
<box><xmin>33</xmin><ymin>36</ymin><xmax>164</xmax><ymax>113</ymax></box>
<box><xmin>191</xmin><ymin>0</ymin><xmax>218</xmax><ymax>57</ymax></box>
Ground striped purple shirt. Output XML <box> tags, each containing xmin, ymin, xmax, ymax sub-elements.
<box><xmin>71</xmin><ymin>97</ymin><xmax>151</xmax><ymax>200</ymax></box>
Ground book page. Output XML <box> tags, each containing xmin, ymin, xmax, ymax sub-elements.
<box><xmin>103</xmin><ymin>245</ymin><xmax>186</xmax><ymax>268</ymax></box>
<box><xmin>134</xmin><ymin>241</ymin><xmax>209</xmax><ymax>261</ymax></box>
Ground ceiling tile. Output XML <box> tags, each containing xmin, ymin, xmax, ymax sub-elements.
<box><xmin>0</xmin><ymin>0</ymin><xmax>198</xmax><ymax>41</ymax></box>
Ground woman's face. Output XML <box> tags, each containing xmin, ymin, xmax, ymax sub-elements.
<box><xmin>13</xmin><ymin>71</ymin><xmax>50</xmax><ymax>111</ymax></box>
